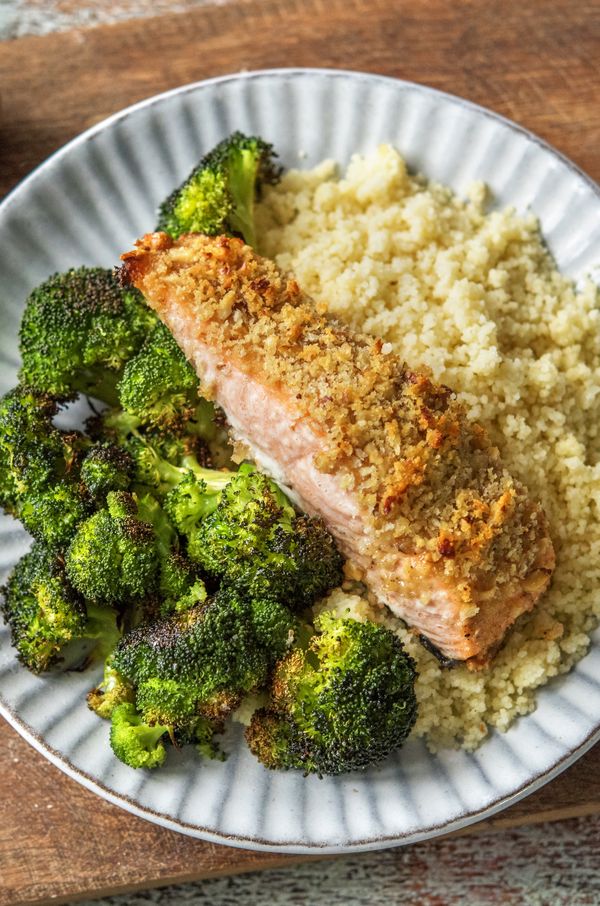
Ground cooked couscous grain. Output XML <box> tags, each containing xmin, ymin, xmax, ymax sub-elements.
<box><xmin>256</xmin><ymin>145</ymin><xmax>600</xmax><ymax>750</ymax></box>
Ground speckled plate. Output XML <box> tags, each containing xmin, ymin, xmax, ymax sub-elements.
<box><xmin>1</xmin><ymin>69</ymin><xmax>599</xmax><ymax>853</ymax></box>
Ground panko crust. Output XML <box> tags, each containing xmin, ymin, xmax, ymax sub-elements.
<box><xmin>121</xmin><ymin>233</ymin><xmax>555</xmax><ymax>664</ymax></box>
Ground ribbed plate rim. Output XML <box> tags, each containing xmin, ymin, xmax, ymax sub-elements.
<box><xmin>3</xmin><ymin>67</ymin><xmax>600</xmax><ymax>213</ymax></box>
<box><xmin>0</xmin><ymin>694</ymin><xmax>598</xmax><ymax>853</ymax></box>
<box><xmin>0</xmin><ymin>68</ymin><xmax>599</xmax><ymax>853</ymax></box>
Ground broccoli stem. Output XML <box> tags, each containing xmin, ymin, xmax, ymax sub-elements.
<box><xmin>135</xmin><ymin>722</ymin><xmax>171</xmax><ymax>749</ymax></box>
<box><xmin>103</xmin><ymin>408</ymin><xmax>144</xmax><ymax>437</ymax></box>
<box><xmin>226</xmin><ymin>149</ymin><xmax>259</xmax><ymax>247</ymax></box>
<box><xmin>77</xmin><ymin>369</ymin><xmax>121</xmax><ymax>408</ymax></box>
<box><xmin>182</xmin><ymin>462</ymin><xmax>233</xmax><ymax>492</ymax></box>
<box><xmin>147</xmin><ymin>449</ymin><xmax>233</xmax><ymax>491</ymax></box>
<box><xmin>85</xmin><ymin>603</ymin><xmax>122</xmax><ymax>662</ymax></box>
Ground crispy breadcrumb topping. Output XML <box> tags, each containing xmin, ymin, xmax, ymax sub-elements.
<box><xmin>122</xmin><ymin>232</ymin><xmax>553</xmax><ymax>615</ymax></box>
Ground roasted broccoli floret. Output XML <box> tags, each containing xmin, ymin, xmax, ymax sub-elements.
<box><xmin>65</xmin><ymin>491</ymin><xmax>159</xmax><ymax>605</ymax></box>
<box><xmin>158</xmin><ymin>551</ymin><xmax>207</xmax><ymax>617</ymax></box>
<box><xmin>0</xmin><ymin>542</ymin><xmax>120</xmax><ymax>672</ymax></box>
<box><xmin>112</xmin><ymin>586</ymin><xmax>299</xmax><ymax>736</ymax></box>
<box><xmin>157</xmin><ymin>131</ymin><xmax>281</xmax><ymax>247</ymax></box>
<box><xmin>19</xmin><ymin>267</ymin><xmax>157</xmax><ymax>404</ymax></box>
<box><xmin>166</xmin><ymin>463</ymin><xmax>343</xmax><ymax>609</ymax></box>
<box><xmin>87</xmin><ymin>660</ymin><xmax>135</xmax><ymax>719</ymax></box>
<box><xmin>109</xmin><ymin>702</ymin><xmax>169</xmax><ymax>769</ymax></box>
<box><xmin>0</xmin><ymin>386</ymin><xmax>89</xmax><ymax>546</ymax></box>
<box><xmin>80</xmin><ymin>442</ymin><xmax>134</xmax><ymax>502</ymax></box>
<box><xmin>245</xmin><ymin>612</ymin><xmax>418</xmax><ymax>775</ymax></box>
<box><xmin>117</xmin><ymin>320</ymin><xmax>203</xmax><ymax>430</ymax></box>
<box><xmin>92</xmin><ymin>405</ymin><xmax>221</xmax><ymax>495</ymax></box>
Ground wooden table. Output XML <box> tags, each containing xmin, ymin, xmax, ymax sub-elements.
<box><xmin>1</xmin><ymin>1</ymin><xmax>599</xmax><ymax>904</ymax></box>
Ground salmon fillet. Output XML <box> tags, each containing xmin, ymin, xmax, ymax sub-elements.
<box><xmin>121</xmin><ymin>233</ymin><xmax>555</xmax><ymax>668</ymax></box>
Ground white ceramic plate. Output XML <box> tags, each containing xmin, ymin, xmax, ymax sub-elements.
<box><xmin>1</xmin><ymin>69</ymin><xmax>599</xmax><ymax>853</ymax></box>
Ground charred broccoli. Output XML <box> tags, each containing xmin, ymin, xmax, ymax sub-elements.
<box><xmin>93</xmin><ymin>403</ymin><xmax>221</xmax><ymax>495</ymax></box>
<box><xmin>117</xmin><ymin>320</ymin><xmax>203</xmax><ymax>430</ymax></box>
<box><xmin>0</xmin><ymin>542</ymin><xmax>120</xmax><ymax>672</ymax></box>
<box><xmin>245</xmin><ymin>612</ymin><xmax>418</xmax><ymax>775</ymax></box>
<box><xmin>112</xmin><ymin>585</ymin><xmax>299</xmax><ymax>737</ymax></box>
<box><xmin>0</xmin><ymin>386</ymin><xmax>89</xmax><ymax>546</ymax></box>
<box><xmin>157</xmin><ymin>551</ymin><xmax>207</xmax><ymax>617</ymax></box>
<box><xmin>166</xmin><ymin>463</ymin><xmax>343</xmax><ymax>609</ymax></box>
<box><xmin>80</xmin><ymin>442</ymin><xmax>134</xmax><ymax>502</ymax></box>
<box><xmin>65</xmin><ymin>491</ymin><xmax>159</xmax><ymax>605</ymax></box>
<box><xmin>19</xmin><ymin>267</ymin><xmax>156</xmax><ymax>404</ymax></box>
<box><xmin>157</xmin><ymin>131</ymin><xmax>281</xmax><ymax>247</ymax></box>
<box><xmin>87</xmin><ymin>659</ymin><xmax>135</xmax><ymax>719</ymax></box>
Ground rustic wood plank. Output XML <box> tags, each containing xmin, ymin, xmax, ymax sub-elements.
<box><xmin>1</xmin><ymin>0</ymin><xmax>599</xmax><ymax>199</ymax></box>
<box><xmin>1</xmin><ymin>0</ymin><xmax>599</xmax><ymax>903</ymax></box>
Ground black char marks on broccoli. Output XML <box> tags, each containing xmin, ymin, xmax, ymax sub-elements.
<box><xmin>91</xmin><ymin>406</ymin><xmax>218</xmax><ymax>498</ymax></box>
<box><xmin>157</xmin><ymin>551</ymin><xmax>207</xmax><ymax>618</ymax></box>
<box><xmin>245</xmin><ymin>612</ymin><xmax>418</xmax><ymax>776</ymax></box>
<box><xmin>19</xmin><ymin>267</ymin><xmax>157</xmax><ymax>404</ymax></box>
<box><xmin>156</xmin><ymin>131</ymin><xmax>281</xmax><ymax>247</ymax></box>
<box><xmin>87</xmin><ymin>659</ymin><xmax>135</xmax><ymax>720</ymax></box>
<box><xmin>0</xmin><ymin>542</ymin><xmax>120</xmax><ymax>673</ymax></box>
<box><xmin>112</xmin><ymin>585</ymin><xmax>299</xmax><ymax>734</ymax></box>
<box><xmin>80</xmin><ymin>442</ymin><xmax>134</xmax><ymax>503</ymax></box>
<box><xmin>166</xmin><ymin>463</ymin><xmax>344</xmax><ymax>611</ymax></box>
<box><xmin>65</xmin><ymin>491</ymin><xmax>159</xmax><ymax>605</ymax></box>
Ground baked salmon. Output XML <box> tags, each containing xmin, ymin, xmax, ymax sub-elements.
<box><xmin>121</xmin><ymin>233</ymin><xmax>555</xmax><ymax>668</ymax></box>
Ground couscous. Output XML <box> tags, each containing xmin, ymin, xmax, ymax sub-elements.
<box><xmin>256</xmin><ymin>145</ymin><xmax>600</xmax><ymax>750</ymax></box>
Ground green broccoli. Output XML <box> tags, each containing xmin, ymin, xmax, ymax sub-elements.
<box><xmin>166</xmin><ymin>463</ymin><xmax>343</xmax><ymax>609</ymax></box>
<box><xmin>87</xmin><ymin>659</ymin><xmax>135</xmax><ymax>719</ymax></box>
<box><xmin>157</xmin><ymin>551</ymin><xmax>207</xmax><ymax>617</ymax></box>
<box><xmin>80</xmin><ymin>442</ymin><xmax>134</xmax><ymax>502</ymax></box>
<box><xmin>92</xmin><ymin>404</ymin><xmax>222</xmax><ymax>495</ymax></box>
<box><xmin>157</xmin><ymin>131</ymin><xmax>281</xmax><ymax>247</ymax></box>
<box><xmin>117</xmin><ymin>320</ymin><xmax>203</xmax><ymax>430</ymax></box>
<box><xmin>112</xmin><ymin>585</ymin><xmax>299</xmax><ymax>736</ymax></box>
<box><xmin>0</xmin><ymin>542</ymin><xmax>120</xmax><ymax>672</ymax></box>
<box><xmin>245</xmin><ymin>611</ymin><xmax>418</xmax><ymax>775</ymax></box>
<box><xmin>65</xmin><ymin>491</ymin><xmax>159</xmax><ymax>605</ymax></box>
<box><xmin>132</xmin><ymin>490</ymin><xmax>207</xmax><ymax>619</ymax></box>
<box><xmin>109</xmin><ymin>702</ymin><xmax>169</xmax><ymax>769</ymax></box>
<box><xmin>0</xmin><ymin>386</ymin><xmax>90</xmax><ymax>546</ymax></box>
<box><xmin>19</xmin><ymin>267</ymin><xmax>157</xmax><ymax>404</ymax></box>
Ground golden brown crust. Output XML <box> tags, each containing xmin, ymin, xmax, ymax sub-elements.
<box><xmin>121</xmin><ymin>233</ymin><xmax>555</xmax><ymax>658</ymax></box>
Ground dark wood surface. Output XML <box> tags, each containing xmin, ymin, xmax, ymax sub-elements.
<box><xmin>1</xmin><ymin>0</ymin><xmax>599</xmax><ymax>903</ymax></box>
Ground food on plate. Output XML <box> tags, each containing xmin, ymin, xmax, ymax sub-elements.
<box><xmin>19</xmin><ymin>266</ymin><xmax>156</xmax><ymax>405</ymax></box>
<box><xmin>165</xmin><ymin>462</ymin><xmax>343</xmax><ymax>609</ymax></box>
<box><xmin>117</xmin><ymin>319</ymin><xmax>207</xmax><ymax>430</ymax></box>
<box><xmin>1</xmin><ymin>541</ymin><xmax>120</xmax><ymax>673</ymax></box>
<box><xmin>65</xmin><ymin>491</ymin><xmax>162</xmax><ymax>605</ymax></box>
<box><xmin>0</xmin><ymin>385</ymin><xmax>91</xmax><ymax>546</ymax></box>
<box><xmin>246</xmin><ymin>610</ymin><xmax>417</xmax><ymax>775</ymax></box>
<box><xmin>256</xmin><ymin>145</ymin><xmax>600</xmax><ymax>749</ymax></box>
<box><xmin>109</xmin><ymin>702</ymin><xmax>171</xmax><ymax>770</ymax></box>
<box><xmin>104</xmin><ymin>585</ymin><xmax>303</xmax><ymax>768</ymax></box>
<box><xmin>121</xmin><ymin>232</ymin><xmax>555</xmax><ymax>668</ymax></box>
<box><xmin>156</xmin><ymin>131</ymin><xmax>280</xmax><ymax>247</ymax></box>
<box><xmin>1</xmin><ymin>131</ymin><xmax>598</xmax><ymax>767</ymax></box>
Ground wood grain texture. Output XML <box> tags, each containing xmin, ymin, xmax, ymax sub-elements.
<box><xmin>0</xmin><ymin>0</ymin><xmax>599</xmax><ymax>903</ymax></box>
<box><xmin>75</xmin><ymin>814</ymin><xmax>600</xmax><ymax>906</ymax></box>
<box><xmin>1</xmin><ymin>0</ymin><xmax>600</xmax><ymax>198</ymax></box>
